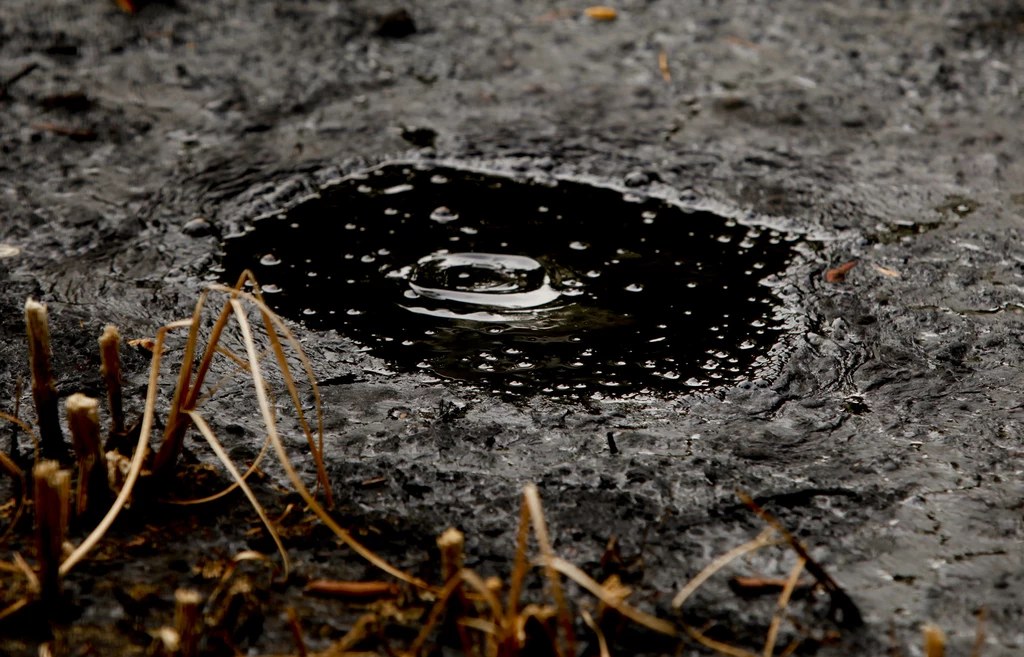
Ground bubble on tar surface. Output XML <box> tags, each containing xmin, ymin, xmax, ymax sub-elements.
<box><xmin>220</xmin><ymin>165</ymin><xmax>797</xmax><ymax>396</ymax></box>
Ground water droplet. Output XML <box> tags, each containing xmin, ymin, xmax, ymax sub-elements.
<box><xmin>717</xmin><ymin>235</ymin><xmax>732</xmax><ymax>243</ymax></box>
<box><xmin>384</xmin><ymin>184</ymin><xmax>413</xmax><ymax>195</ymax></box>
<box><xmin>384</xmin><ymin>208</ymin><xmax>399</xmax><ymax>215</ymax></box>
<box><xmin>430</xmin><ymin>206</ymin><xmax>459</xmax><ymax>223</ymax></box>
<box><xmin>302</xmin><ymin>308</ymin><xmax>316</xmax><ymax>315</ymax></box>
<box><xmin>262</xmin><ymin>284</ymin><xmax>282</xmax><ymax>293</ymax></box>
<box><xmin>739</xmin><ymin>340</ymin><xmax>756</xmax><ymax>349</ymax></box>
<box><xmin>307</xmin><ymin>271</ymin><xmax>318</xmax><ymax>277</ymax></box>
<box><xmin>641</xmin><ymin>211</ymin><xmax>657</xmax><ymax>223</ymax></box>
<box><xmin>585</xmin><ymin>270</ymin><xmax>602</xmax><ymax>278</ymax></box>
<box><xmin>260</xmin><ymin>254</ymin><xmax>282</xmax><ymax>266</ymax></box>
<box><xmin>431</xmin><ymin>175</ymin><xmax>449</xmax><ymax>184</ymax></box>
<box><xmin>357</xmin><ymin>184</ymin><xmax>372</xmax><ymax>193</ymax></box>
<box><xmin>569</xmin><ymin>241</ymin><xmax>589</xmax><ymax>251</ymax></box>
<box><xmin>361</xmin><ymin>255</ymin><xmax>376</xmax><ymax>263</ymax></box>
<box><xmin>347</xmin><ymin>309</ymin><xmax>363</xmax><ymax>315</ymax></box>
<box><xmin>345</xmin><ymin>223</ymin><xmax>357</xmax><ymax>230</ymax></box>
<box><xmin>406</xmin><ymin>252</ymin><xmax>561</xmax><ymax>313</ymax></box>
<box><xmin>686</xmin><ymin>282</ymin><xmax>697</xmax><ymax>288</ymax></box>
<box><xmin>625</xmin><ymin>283</ymin><xmax>643</xmax><ymax>292</ymax></box>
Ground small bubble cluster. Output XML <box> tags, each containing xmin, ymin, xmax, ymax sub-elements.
<box><xmin>220</xmin><ymin>165</ymin><xmax>796</xmax><ymax>395</ymax></box>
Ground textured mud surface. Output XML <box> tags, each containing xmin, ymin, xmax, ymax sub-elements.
<box><xmin>2</xmin><ymin>1</ymin><xmax>1024</xmax><ymax>654</ymax></box>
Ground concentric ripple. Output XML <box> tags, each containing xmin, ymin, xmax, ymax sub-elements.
<box><xmin>218</xmin><ymin>164</ymin><xmax>799</xmax><ymax>396</ymax></box>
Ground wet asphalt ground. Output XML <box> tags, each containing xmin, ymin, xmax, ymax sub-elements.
<box><xmin>2</xmin><ymin>1</ymin><xmax>1024</xmax><ymax>654</ymax></box>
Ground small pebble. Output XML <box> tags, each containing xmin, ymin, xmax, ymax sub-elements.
<box><xmin>182</xmin><ymin>217</ymin><xmax>213</xmax><ymax>237</ymax></box>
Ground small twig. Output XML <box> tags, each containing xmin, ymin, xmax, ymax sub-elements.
<box><xmin>304</xmin><ymin>580</ymin><xmax>400</xmax><ymax>599</ymax></box>
<box><xmin>174</xmin><ymin>589</ymin><xmax>202</xmax><ymax>657</ymax></box>
<box><xmin>737</xmin><ymin>491</ymin><xmax>863</xmax><ymax>628</ymax></box>
<box><xmin>825</xmin><ymin>259</ymin><xmax>859</xmax><ymax>283</ymax></box>
<box><xmin>0</xmin><ymin>62</ymin><xmax>39</xmax><ymax>96</ymax></box>
<box><xmin>0</xmin><ymin>422</ymin><xmax>27</xmax><ymax>548</ymax></box>
<box><xmin>672</xmin><ymin>528</ymin><xmax>775</xmax><ymax>610</ymax></box>
<box><xmin>30</xmin><ymin>123</ymin><xmax>97</xmax><ymax>141</ymax></box>
<box><xmin>25</xmin><ymin>299</ymin><xmax>64</xmax><ymax>460</ymax></box>
<box><xmin>970</xmin><ymin>608</ymin><xmax>987</xmax><ymax>657</ymax></box>
<box><xmin>762</xmin><ymin>556</ymin><xmax>806</xmax><ymax>657</ymax></box>
<box><xmin>66</xmin><ymin>394</ymin><xmax>106</xmax><ymax>518</ymax></box>
<box><xmin>33</xmin><ymin>460</ymin><xmax>70</xmax><ymax>606</ymax></box>
<box><xmin>403</xmin><ymin>575</ymin><xmax>463</xmax><ymax>657</ymax></box>
<box><xmin>286</xmin><ymin>608</ymin><xmax>308</xmax><ymax>657</ymax></box>
<box><xmin>98</xmin><ymin>325</ymin><xmax>125</xmax><ymax>438</ymax></box>
<box><xmin>322</xmin><ymin>613</ymin><xmax>378</xmax><ymax>655</ymax></box>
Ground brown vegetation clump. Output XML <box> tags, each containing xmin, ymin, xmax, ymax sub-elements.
<box><xmin>0</xmin><ymin>272</ymin><xmax>951</xmax><ymax>656</ymax></box>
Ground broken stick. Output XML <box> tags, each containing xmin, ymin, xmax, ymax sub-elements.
<box><xmin>33</xmin><ymin>460</ymin><xmax>71</xmax><ymax>606</ymax></box>
<box><xmin>98</xmin><ymin>324</ymin><xmax>125</xmax><ymax>438</ymax></box>
<box><xmin>66</xmin><ymin>393</ymin><xmax>107</xmax><ymax>517</ymax></box>
<box><xmin>25</xmin><ymin>299</ymin><xmax>65</xmax><ymax>459</ymax></box>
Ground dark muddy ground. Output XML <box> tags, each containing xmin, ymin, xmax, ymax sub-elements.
<box><xmin>2</xmin><ymin>1</ymin><xmax>1024</xmax><ymax>654</ymax></box>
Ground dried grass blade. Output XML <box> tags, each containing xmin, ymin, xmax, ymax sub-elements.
<box><xmin>186</xmin><ymin>410</ymin><xmax>289</xmax><ymax>577</ymax></box>
<box><xmin>195</xmin><ymin>347</ymin><xmax>272</xmax><ymax>407</ymax></box>
<box><xmin>762</xmin><ymin>556</ymin><xmax>806</xmax><ymax>657</ymax></box>
<box><xmin>461</xmin><ymin>569</ymin><xmax>507</xmax><ymax>634</ymax></box>
<box><xmin>0</xmin><ymin>597</ymin><xmax>28</xmax><ymax>623</ymax></box>
<box><xmin>0</xmin><ymin>410</ymin><xmax>39</xmax><ymax>463</ymax></box>
<box><xmin>0</xmin><ymin>430</ymin><xmax>26</xmax><ymax>548</ymax></box>
<box><xmin>507</xmin><ymin>492</ymin><xmax>532</xmax><ymax>620</ymax></box>
<box><xmin>229</xmin><ymin>299</ymin><xmax>425</xmax><ymax>589</ymax></box>
<box><xmin>214</xmin><ymin>345</ymin><xmax>252</xmax><ymax>371</ymax></box>
<box><xmin>683</xmin><ymin>623</ymin><xmax>759</xmax><ymax>657</ymax></box>
<box><xmin>672</xmin><ymin>528</ymin><xmax>774</xmax><ymax>610</ymax></box>
<box><xmin>581</xmin><ymin>609</ymin><xmax>611</xmax><ymax>657</ymax></box>
<box><xmin>163</xmin><ymin>432</ymin><xmax>272</xmax><ymax>505</ymax></box>
<box><xmin>402</xmin><ymin>574</ymin><xmax>464</xmax><ymax>657</ymax></box>
<box><xmin>523</xmin><ymin>484</ymin><xmax>576</xmax><ymax>656</ymax></box>
<box><xmin>153</xmin><ymin>291</ymin><xmax>210</xmax><ymax>473</ymax></box>
<box><xmin>737</xmin><ymin>491</ymin><xmax>862</xmax><ymax>628</ymax></box>
<box><xmin>547</xmin><ymin>556</ymin><xmax>676</xmax><ymax>636</ymax></box>
<box><xmin>259</xmin><ymin>308</ymin><xmax>331</xmax><ymax>507</ymax></box>
<box><xmin>207</xmin><ymin>281</ymin><xmax>329</xmax><ymax>502</ymax></box>
<box><xmin>60</xmin><ymin>318</ymin><xmax>193</xmax><ymax>576</ymax></box>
